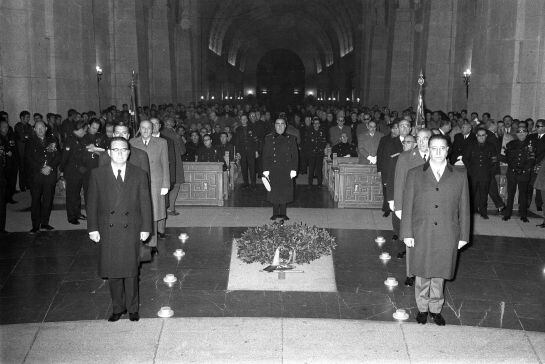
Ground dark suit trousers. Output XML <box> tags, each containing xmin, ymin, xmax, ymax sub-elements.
<box><xmin>65</xmin><ymin>174</ymin><xmax>83</xmax><ymax>220</ymax></box>
<box><xmin>5</xmin><ymin>166</ymin><xmax>17</xmax><ymax>199</ymax></box>
<box><xmin>488</xmin><ymin>176</ymin><xmax>505</xmax><ymax>208</ymax></box>
<box><xmin>470</xmin><ymin>178</ymin><xmax>490</xmax><ymax>214</ymax></box>
<box><xmin>308</xmin><ymin>154</ymin><xmax>323</xmax><ymax>185</ymax></box>
<box><xmin>109</xmin><ymin>276</ymin><xmax>139</xmax><ymax>314</ymax></box>
<box><xmin>30</xmin><ymin>175</ymin><xmax>56</xmax><ymax>228</ymax></box>
<box><xmin>240</xmin><ymin>152</ymin><xmax>256</xmax><ymax>185</ymax></box>
<box><xmin>273</xmin><ymin>203</ymin><xmax>287</xmax><ymax>217</ymax></box>
<box><xmin>381</xmin><ymin>184</ymin><xmax>389</xmax><ymax>212</ymax></box>
<box><xmin>505</xmin><ymin>174</ymin><xmax>529</xmax><ymax>218</ymax></box>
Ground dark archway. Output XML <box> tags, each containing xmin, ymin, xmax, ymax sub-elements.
<box><xmin>256</xmin><ymin>49</ymin><xmax>305</xmax><ymax>114</ymax></box>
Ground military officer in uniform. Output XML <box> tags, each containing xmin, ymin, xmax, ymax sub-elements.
<box><xmin>502</xmin><ymin>125</ymin><xmax>535</xmax><ymax>222</ymax></box>
<box><xmin>262</xmin><ymin>118</ymin><xmax>298</xmax><ymax>221</ymax></box>
<box><xmin>463</xmin><ymin>127</ymin><xmax>498</xmax><ymax>219</ymax></box>
<box><xmin>25</xmin><ymin>121</ymin><xmax>61</xmax><ymax>233</ymax></box>
<box><xmin>233</xmin><ymin>114</ymin><xmax>259</xmax><ymax>189</ymax></box>
<box><xmin>14</xmin><ymin>110</ymin><xmax>33</xmax><ymax>191</ymax></box>
<box><xmin>60</xmin><ymin>120</ymin><xmax>88</xmax><ymax>225</ymax></box>
<box><xmin>302</xmin><ymin>117</ymin><xmax>327</xmax><ymax>186</ymax></box>
<box><xmin>0</xmin><ymin>120</ymin><xmax>18</xmax><ymax>203</ymax></box>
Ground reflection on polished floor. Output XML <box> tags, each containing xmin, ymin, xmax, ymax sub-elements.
<box><xmin>1</xmin><ymin>181</ymin><xmax>544</xmax><ymax>333</ymax></box>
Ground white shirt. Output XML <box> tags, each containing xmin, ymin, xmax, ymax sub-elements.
<box><xmin>111</xmin><ymin>163</ymin><xmax>126</xmax><ymax>182</ymax></box>
<box><xmin>399</xmin><ymin>136</ymin><xmax>405</xmax><ymax>142</ymax></box>
<box><xmin>430</xmin><ymin>162</ymin><xmax>446</xmax><ymax>182</ymax></box>
<box><xmin>539</xmin><ymin>133</ymin><xmax>544</xmax><ymax>139</ymax></box>
<box><xmin>419</xmin><ymin>150</ymin><xmax>428</xmax><ymax>161</ymax></box>
<box><xmin>142</xmin><ymin>137</ymin><xmax>151</xmax><ymax>146</ymax></box>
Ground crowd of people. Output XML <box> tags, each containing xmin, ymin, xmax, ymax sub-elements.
<box><xmin>1</xmin><ymin>100</ymin><xmax>544</xmax><ymax>323</ymax></box>
<box><xmin>0</xmin><ymin>102</ymin><xmax>544</xmax><ymax>235</ymax></box>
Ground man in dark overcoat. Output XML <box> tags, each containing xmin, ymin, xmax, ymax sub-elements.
<box><xmin>393</xmin><ymin>128</ymin><xmax>431</xmax><ymax>287</ymax></box>
<box><xmin>463</xmin><ymin>127</ymin><xmax>498</xmax><ymax>219</ymax></box>
<box><xmin>381</xmin><ymin>119</ymin><xmax>411</xmax><ymax>241</ymax></box>
<box><xmin>401</xmin><ymin>134</ymin><xmax>470</xmax><ymax>326</ymax></box>
<box><xmin>87</xmin><ymin>137</ymin><xmax>152</xmax><ymax>322</ymax></box>
<box><xmin>262</xmin><ymin>118</ymin><xmax>298</xmax><ymax>221</ymax></box>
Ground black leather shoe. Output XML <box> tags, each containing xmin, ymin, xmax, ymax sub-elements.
<box><xmin>78</xmin><ymin>214</ymin><xmax>87</xmax><ymax>220</ymax></box>
<box><xmin>129</xmin><ymin>312</ymin><xmax>140</xmax><ymax>322</ymax></box>
<box><xmin>68</xmin><ymin>219</ymin><xmax>80</xmax><ymax>225</ymax></box>
<box><xmin>520</xmin><ymin>217</ymin><xmax>529</xmax><ymax>223</ymax></box>
<box><xmin>404</xmin><ymin>276</ymin><xmax>415</xmax><ymax>287</ymax></box>
<box><xmin>168</xmin><ymin>210</ymin><xmax>180</xmax><ymax>216</ymax></box>
<box><xmin>416</xmin><ymin>311</ymin><xmax>428</xmax><ymax>324</ymax></box>
<box><xmin>270</xmin><ymin>215</ymin><xmax>278</xmax><ymax>220</ymax></box>
<box><xmin>382</xmin><ymin>211</ymin><xmax>390</xmax><ymax>217</ymax></box>
<box><xmin>397</xmin><ymin>251</ymin><xmax>406</xmax><ymax>259</ymax></box>
<box><xmin>108</xmin><ymin>310</ymin><xmax>127</xmax><ymax>322</ymax></box>
<box><xmin>392</xmin><ymin>234</ymin><xmax>398</xmax><ymax>241</ymax></box>
<box><xmin>29</xmin><ymin>227</ymin><xmax>40</xmax><ymax>234</ymax></box>
<box><xmin>158</xmin><ymin>232</ymin><xmax>167</xmax><ymax>239</ymax></box>
<box><xmin>537</xmin><ymin>206</ymin><xmax>543</xmax><ymax>212</ymax></box>
<box><xmin>40</xmin><ymin>224</ymin><xmax>54</xmax><ymax>230</ymax></box>
<box><xmin>537</xmin><ymin>222</ymin><xmax>545</xmax><ymax>228</ymax></box>
<box><xmin>502</xmin><ymin>216</ymin><xmax>510</xmax><ymax>221</ymax></box>
<box><xmin>480</xmin><ymin>214</ymin><xmax>489</xmax><ymax>220</ymax></box>
<box><xmin>430</xmin><ymin>312</ymin><xmax>446</xmax><ymax>326</ymax></box>
<box><xmin>151</xmin><ymin>247</ymin><xmax>159</xmax><ymax>256</ymax></box>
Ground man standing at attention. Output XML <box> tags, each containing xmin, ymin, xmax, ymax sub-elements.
<box><xmin>87</xmin><ymin>137</ymin><xmax>152</xmax><ymax>322</ymax></box>
<box><xmin>262</xmin><ymin>118</ymin><xmax>298</xmax><ymax>221</ymax></box>
<box><xmin>393</xmin><ymin>128</ymin><xmax>431</xmax><ymax>287</ymax></box>
<box><xmin>130</xmin><ymin>120</ymin><xmax>169</xmax><ymax>255</ymax></box>
<box><xmin>400</xmin><ymin>134</ymin><xmax>470</xmax><ymax>326</ymax></box>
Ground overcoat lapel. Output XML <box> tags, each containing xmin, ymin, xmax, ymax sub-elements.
<box><xmin>104</xmin><ymin>167</ymin><xmax>118</xmax><ymax>211</ymax></box>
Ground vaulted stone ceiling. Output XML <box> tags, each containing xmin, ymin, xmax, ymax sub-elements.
<box><xmin>204</xmin><ymin>0</ymin><xmax>361</xmax><ymax>75</ymax></box>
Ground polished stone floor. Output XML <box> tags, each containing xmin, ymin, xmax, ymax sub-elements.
<box><xmin>1</xmin><ymin>225</ymin><xmax>544</xmax><ymax>332</ymax></box>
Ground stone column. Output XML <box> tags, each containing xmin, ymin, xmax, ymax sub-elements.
<box><xmin>388</xmin><ymin>0</ymin><xmax>415</xmax><ymax>111</ymax></box>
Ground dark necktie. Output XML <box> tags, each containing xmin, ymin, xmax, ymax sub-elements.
<box><xmin>116</xmin><ymin>169</ymin><xmax>123</xmax><ymax>184</ymax></box>
<box><xmin>423</xmin><ymin>154</ymin><xmax>427</xmax><ymax>161</ymax></box>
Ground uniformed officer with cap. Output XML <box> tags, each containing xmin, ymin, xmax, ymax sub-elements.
<box><xmin>502</xmin><ymin>125</ymin><xmax>535</xmax><ymax>222</ymax></box>
<box><xmin>60</xmin><ymin>119</ymin><xmax>88</xmax><ymax>225</ymax></box>
<box><xmin>462</xmin><ymin>126</ymin><xmax>498</xmax><ymax>219</ymax></box>
<box><xmin>26</xmin><ymin>121</ymin><xmax>61</xmax><ymax>233</ymax></box>
<box><xmin>262</xmin><ymin>117</ymin><xmax>298</xmax><ymax>221</ymax></box>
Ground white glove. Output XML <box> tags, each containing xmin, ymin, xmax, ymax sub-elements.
<box><xmin>140</xmin><ymin>232</ymin><xmax>150</xmax><ymax>241</ymax></box>
<box><xmin>255</xmin><ymin>151</ymin><xmax>259</xmax><ymax>158</ymax></box>
<box><xmin>366</xmin><ymin>156</ymin><xmax>373</xmax><ymax>162</ymax></box>
<box><xmin>89</xmin><ymin>231</ymin><xmax>100</xmax><ymax>243</ymax></box>
<box><xmin>290</xmin><ymin>170</ymin><xmax>297</xmax><ymax>179</ymax></box>
<box><xmin>263</xmin><ymin>171</ymin><xmax>270</xmax><ymax>178</ymax></box>
<box><xmin>388</xmin><ymin>200</ymin><xmax>395</xmax><ymax>211</ymax></box>
<box><xmin>160</xmin><ymin>188</ymin><xmax>169</xmax><ymax>195</ymax></box>
<box><xmin>454</xmin><ymin>160</ymin><xmax>465</xmax><ymax>166</ymax></box>
<box><xmin>395</xmin><ymin>210</ymin><xmax>402</xmax><ymax>219</ymax></box>
<box><xmin>403</xmin><ymin>238</ymin><xmax>414</xmax><ymax>247</ymax></box>
<box><xmin>458</xmin><ymin>240</ymin><xmax>468</xmax><ymax>249</ymax></box>
<box><xmin>370</xmin><ymin>156</ymin><xmax>377</xmax><ymax>164</ymax></box>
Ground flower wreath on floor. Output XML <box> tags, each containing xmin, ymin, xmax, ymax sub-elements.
<box><xmin>235</xmin><ymin>222</ymin><xmax>337</xmax><ymax>266</ymax></box>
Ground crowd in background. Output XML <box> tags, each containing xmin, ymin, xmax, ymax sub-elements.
<box><xmin>1</xmin><ymin>99</ymin><xmax>544</xmax><ymax>235</ymax></box>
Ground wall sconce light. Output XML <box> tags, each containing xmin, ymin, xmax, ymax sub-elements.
<box><xmin>463</xmin><ymin>68</ymin><xmax>471</xmax><ymax>100</ymax></box>
<box><xmin>200</xmin><ymin>95</ymin><xmax>204</xmax><ymax>100</ymax></box>
<box><xmin>96</xmin><ymin>65</ymin><xmax>103</xmax><ymax>111</ymax></box>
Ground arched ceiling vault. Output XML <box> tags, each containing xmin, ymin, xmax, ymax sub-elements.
<box><xmin>207</xmin><ymin>0</ymin><xmax>360</xmax><ymax>76</ymax></box>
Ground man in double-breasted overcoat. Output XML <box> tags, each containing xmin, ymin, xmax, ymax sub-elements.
<box><xmin>87</xmin><ymin>137</ymin><xmax>152</xmax><ymax>322</ymax></box>
<box><xmin>262</xmin><ymin>118</ymin><xmax>298</xmax><ymax>221</ymax></box>
<box><xmin>400</xmin><ymin>134</ymin><xmax>470</xmax><ymax>326</ymax></box>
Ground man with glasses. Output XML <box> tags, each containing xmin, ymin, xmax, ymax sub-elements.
<box><xmin>87</xmin><ymin>137</ymin><xmax>152</xmax><ymax>322</ymax></box>
<box><xmin>393</xmin><ymin>129</ymin><xmax>431</xmax><ymax>287</ymax></box>
<box><xmin>528</xmin><ymin>119</ymin><xmax>545</xmax><ymax>211</ymax></box>
<box><xmin>328</xmin><ymin>113</ymin><xmax>352</xmax><ymax>146</ymax></box>
<box><xmin>99</xmin><ymin>124</ymin><xmax>150</xmax><ymax>175</ymax></box>
<box><xmin>463</xmin><ymin>127</ymin><xmax>498</xmax><ymax>219</ymax></box>
<box><xmin>401</xmin><ymin>134</ymin><xmax>470</xmax><ymax>326</ymax></box>
<box><xmin>502</xmin><ymin>124</ymin><xmax>536</xmax><ymax>222</ymax></box>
